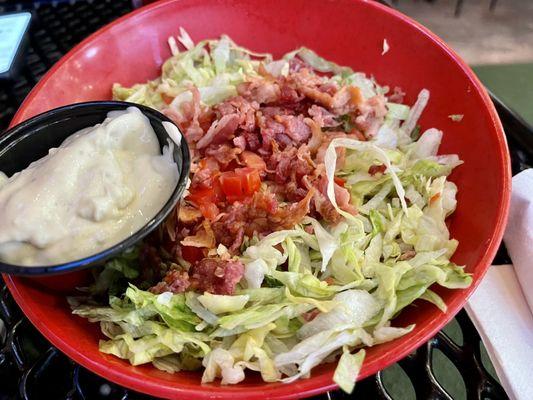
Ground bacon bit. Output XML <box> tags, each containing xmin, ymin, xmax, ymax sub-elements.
<box><xmin>178</xmin><ymin>205</ymin><xmax>202</xmax><ymax>224</ymax></box>
<box><xmin>180</xmin><ymin>220</ymin><xmax>216</xmax><ymax>248</ymax></box>
<box><xmin>388</xmin><ymin>86</ymin><xmax>405</xmax><ymax>103</ymax></box>
<box><xmin>189</xmin><ymin>258</ymin><xmax>245</xmax><ymax>295</ymax></box>
<box><xmin>325</xmin><ymin>277</ymin><xmax>335</xmax><ymax>285</ymax></box>
<box><xmin>196</xmin><ymin>114</ymin><xmax>240</xmax><ymax>149</ymax></box>
<box><xmin>229</xmin><ymin>227</ymin><xmax>245</xmax><ymax>254</ymax></box>
<box><xmin>398</xmin><ymin>250</ymin><xmax>416</xmax><ymax>261</ymax></box>
<box><xmin>258</xmin><ymin>63</ymin><xmax>275</xmax><ymax>80</ymax></box>
<box><xmin>150</xmin><ymin>269</ymin><xmax>190</xmax><ymax>294</ymax></box>
<box><xmin>331</xmin><ymin>87</ymin><xmax>356</xmax><ymax>114</ymax></box>
<box><xmin>161</xmin><ymin>93</ymin><xmax>174</xmax><ymax>105</ymax></box>
<box><xmin>302</xmin><ymin>309</ymin><xmax>321</xmax><ymax>322</ymax></box>
<box><xmin>368</xmin><ymin>164</ymin><xmax>387</xmax><ymax>176</ymax></box>
<box><xmin>350</xmin><ymin>128</ymin><xmax>367</xmax><ymax>141</ymax></box>
<box><xmin>305</xmin><ymin>118</ymin><xmax>324</xmax><ymax>153</ymax></box>
<box><xmin>430</xmin><ymin>193</ymin><xmax>441</xmax><ymax>205</ymax></box>
<box><xmin>298</xmin><ymin>85</ymin><xmax>334</xmax><ymax>108</ymax></box>
<box><xmin>349</xmin><ymin>86</ymin><xmax>363</xmax><ymax>107</ymax></box>
<box><xmin>307</xmin><ymin>105</ymin><xmax>339</xmax><ymax>128</ymax></box>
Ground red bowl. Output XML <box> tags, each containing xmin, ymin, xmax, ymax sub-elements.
<box><xmin>3</xmin><ymin>0</ymin><xmax>510</xmax><ymax>398</ymax></box>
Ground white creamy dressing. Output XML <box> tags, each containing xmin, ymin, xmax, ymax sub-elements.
<box><xmin>0</xmin><ymin>107</ymin><xmax>179</xmax><ymax>266</ymax></box>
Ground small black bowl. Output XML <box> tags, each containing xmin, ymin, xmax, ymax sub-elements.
<box><xmin>0</xmin><ymin>101</ymin><xmax>190</xmax><ymax>276</ymax></box>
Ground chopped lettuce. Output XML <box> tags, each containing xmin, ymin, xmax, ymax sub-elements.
<box><xmin>333</xmin><ymin>348</ymin><xmax>365</xmax><ymax>393</ymax></box>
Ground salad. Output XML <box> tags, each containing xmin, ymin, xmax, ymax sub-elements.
<box><xmin>71</xmin><ymin>29</ymin><xmax>471</xmax><ymax>392</ymax></box>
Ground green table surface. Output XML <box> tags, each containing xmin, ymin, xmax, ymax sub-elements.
<box><xmin>382</xmin><ymin>63</ymin><xmax>532</xmax><ymax>399</ymax></box>
<box><xmin>475</xmin><ymin>63</ymin><xmax>533</xmax><ymax>126</ymax></box>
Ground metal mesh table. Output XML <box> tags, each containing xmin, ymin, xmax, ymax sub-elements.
<box><xmin>0</xmin><ymin>1</ymin><xmax>530</xmax><ymax>398</ymax></box>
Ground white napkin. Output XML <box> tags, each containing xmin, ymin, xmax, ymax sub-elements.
<box><xmin>465</xmin><ymin>169</ymin><xmax>533</xmax><ymax>400</ymax></box>
<box><xmin>466</xmin><ymin>265</ymin><xmax>533</xmax><ymax>400</ymax></box>
<box><xmin>503</xmin><ymin>169</ymin><xmax>533</xmax><ymax>312</ymax></box>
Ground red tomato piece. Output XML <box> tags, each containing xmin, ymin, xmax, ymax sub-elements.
<box><xmin>219</xmin><ymin>171</ymin><xmax>244</xmax><ymax>198</ymax></box>
<box><xmin>334</xmin><ymin>176</ymin><xmax>346</xmax><ymax>187</ymax></box>
<box><xmin>180</xmin><ymin>246</ymin><xmax>204</xmax><ymax>264</ymax></box>
<box><xmin>187</xmin><ymin>187</ymin><xmax>218</xmax><ymax>207</ymax></box>
<box><xmin>237</xmin><ymin>167</ymin><xmax>261</xmax><ymax>195</ymax></box>
<box><xmin>198</xmin><ymin>202</ymin><xmax>220</xmax><ymax>221</ymax></box>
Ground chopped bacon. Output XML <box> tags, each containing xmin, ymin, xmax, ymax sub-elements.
<box><xmin>205</xmin><ymin>143</ymin><xmax>241</xmax><ymax>166</ymax></box>
<box><xmin>147</xmin><ymin>59</ymin><xmax>414</xmax><ymax>294</ymax></box>
<box><xmin>302</xmin><ymin>309</ymin><xmax>321</xmax><ymax>322</ymax></box>
<box><xmin>279</xmin><ymin>82</ymin><xmax>304</xmax><ymax>103</ymax></box>
<box><xmin>190</xmin><ymin>157</ymin><xmax>219</xmax><ymax>188</ymax></box>
<box><xmin>318</xmin><ymin>82</ymin><xmax>338</xmax><ymax>95</ymax></box>
<box><xmin>178</xmin><ymin>205</ymin><xmax>202</xmax><ymax>225</ymax></box>
<box><xmin>369</xmin><ymin>164</ymin><xmax>387</xmax><ymax>176</ymax></box>
<box><xmin>189</xmin><ymin>258</ymin><xmax>244</xmax><ymax>295</ymax></box>
<box><xmin>279</xmin><ymin>115</ymin><xmax>313</xmax><ymax>143</ymax></box>
<box><xmin>298</xmin><ymin>85</ymin><xmax>334</xmax><ymax>108</ymax></box>
<box><xmin>242</xmin><ymin>130</ymin><xmax>261</xmax><ymax>151</ymax></box>
<box><xmin>313</xmin><ymin>191</ymin><xmax>343</xmax><ymax>224</ymax></box>
<box><xmin>308</xmin><ymin>105</ymin><xmax>339</xmax><ymax>128</ymax></box>
<box><xmin>305</xmin><ymin>118</ymin><xmax>324</xmax><ymax>153</ymax></box>
<box><xmin>399</xmin><ymin>250</ymin><xmax>416</xmax><ymax>261</ymax></box>
<box><xmin>267</xmin><ymin>145</ymin><xmax>314</xmax><ymax>184</ymax></box>
<box><xmin>233</xmin><ymin>135</ymin><xmax>247</xmax><ymax>150</ymax></box>
<box><xmin>331</xmin><ymin>87</ymin><xmax>354</xmax><ymax>114</ymax></box>
<box><xmin>388</xmin><ymin>86</ymin><xmax>406</xmax><ymax>103</ymax></box>
<box><xmin>355</xmin><ymin>95</ymin><xmax>388</xmax><ymax>137</ymax></box>
<box><xmin>211</xmin><ymin>189</ymin><xmax>313</xmax><ymax>247</ymax></box>
<box><xmin>180</xmin><ymin>220</ymin><xmax>216</xmax><ymax>249</ymax></box>
<box><xmin>315</xmin><ymin>174</ymin><xmax>357</xmax><ymax>218</ymax></box>
<box><xmin>150</xmin><ymin>269</ymin><xmax>190</xmax><ymax>294</ymax></box>
<box><xmin>196</xmin><ymin>114</ymin><xmax>240</xmax><ymax>149</ymax></box>
<box><xmin>238</xmin><ymin>79</ymin><xmax>280</xmax><ymax>104</ymax></box>
<box><xmin>215</xmin><ymin>96</ymin><xmax>259</xmax><ymax>131</ymax></box>
<box><xmin>229</xmin><ymin>227</ymin><xmax>245</xmax><ymax>254</ymax></box>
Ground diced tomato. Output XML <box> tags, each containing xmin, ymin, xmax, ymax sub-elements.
<box><xmin>187</xmin><ymin>187</ymin><xmax>218</xmax><ymax>206</ymax></box>
<box><xmin>334</xmin><ymin>177</ymin><xmax>346</xmax><ymax>188</ymax></box>
<box><xmin>219</xmin><ymin>167</ymin><xmax>262</xmax><ymax>202</ymax></box>
<box><xmin>237</xmin><ymin>167</ymin><xmax>261</xmax><ymax>195</ymax></box>
<box><xmin>219</xmin><ymin>171</ymin><xmax>244</xmax><ymax>199</ymax></box>
<box><xmin>241</xmin><ymin>151</ymin><xmax>266</xmax><ymax>171</ymax></box>
<box><xmin>212</xmin><ymin>177</ymin><xmax>224</xmax><ymax>201</ymax></box>
<box><xmin>161</xmin><ymin>93</ymin><xmax>174</xmax><ymax>105</ymax></box>
<box><xmin>198</xmin><ymin>202</ymin><xmax>220</xmax><ymax>221</ymax></box>
<box><xmin>180</xmin><ymin>246</ymin><xmax>204</xmax><ymax>264</ymax></box>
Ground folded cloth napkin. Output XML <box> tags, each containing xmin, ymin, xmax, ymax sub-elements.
<box><xmin>466</xmin><ymin>169</ymin><xmax>533</xmax><ymax>400</ymax></box>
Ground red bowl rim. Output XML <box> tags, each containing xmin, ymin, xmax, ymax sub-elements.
<box><xmin>4</xmin><ymin>0</ymin><xmax>511</xmax><ymax>398</ymax></box>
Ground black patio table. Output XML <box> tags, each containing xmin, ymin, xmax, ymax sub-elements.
<box><xmin>0</xmin><ymin>1</ymin><xmax>529</xmax><ymax>398</ymax></box>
